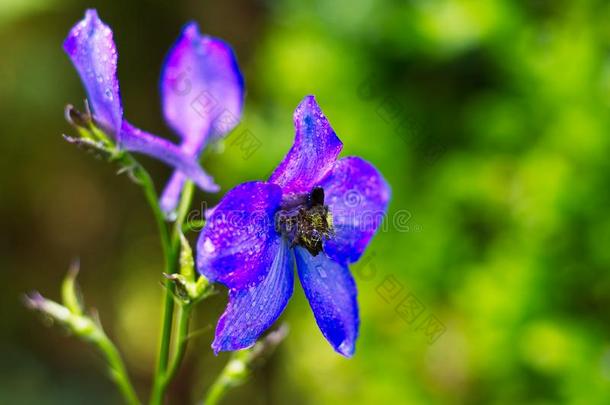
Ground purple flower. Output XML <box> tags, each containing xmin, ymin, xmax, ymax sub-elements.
<box><xmin>64</xmin><ymin>10</ymin><xmax>244</xmax><ymax>199</ymax></box>
<box><xmin>197</xmin><ymin>96</ymin><xmax>390</xmax><ymax>357</ymax></box>
<box><xmin>158</xmin><ymin>22</ymin><xmax>244</xmax><ymax>214</ymax></box>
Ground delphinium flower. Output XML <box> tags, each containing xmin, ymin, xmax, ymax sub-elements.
<box><xmin>64</xmin><ymin>9</ymin><xmax>243</xmax><ymax>195</ymax></box>
<box><xmin>158</xmin><ymin>22</ymin><xmax>244</xmax><ymax>215</ymax></box>
<box><xmin>197</xmin><ymin>95</ymin><xmax>390</xmax><ymax>357</ymax></box>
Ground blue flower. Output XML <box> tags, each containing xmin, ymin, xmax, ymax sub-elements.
<box><xmin>64</xmin><ymin>10</ymin><xmax>244</xmax><ymax>206</ymax></box>
<box><xmin>157</xmin><ymin>22</ymin><xmax>244</xmax><ymax>214</ymax></box>
<box><xmin>196</xmin><ymin>96</ymin><xmax>390</xmax><ymax>357</ymax></box>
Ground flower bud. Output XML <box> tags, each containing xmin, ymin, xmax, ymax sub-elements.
<box><xmin>61</xmin><ymin>259</ymin><xmax>84</xmax><ymax>316</ymax></box>
<box><xmin>179</xmin><ymin>233</ymin><xmax>195</xmax><ymax>282</ymax></box>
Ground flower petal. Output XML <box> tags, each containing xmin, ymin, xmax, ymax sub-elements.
<box><xmin>158</xmin><ymin>23</ymin><xmax>244</xmax><ymax>213</ymax></box>
<box><xmin>161</xmin><ymin>22</ymin><xmax>244</xmax><ymax>144</ymax></box>
<box><xmin>318</xmin><ymin>157</ymin><xmax>390</xmax><ymax>264</ymax></box>
<box><xmin>294</xmin><ymin>247</ymin><xmax>359</xmax><ymax>357</ymax></box>
<box><xmin>196</xmin><ymin>181</ymin><xmax>283</xmax><ymax>289</ymax></box>
<box><xmin>64</xmin><ymin>9</ymin><xmax>123</xmax><ymax>138</ymax></box>
<box><xmin>212</xmin><ymin>237</ymin><xmax>294</xmax><ymax>353</ymax></box>
<box><xmin>120</xmin><ymin>121</ymin><xmax>218</xmax><ymax>192</ymax></box>
<box><xmin>269</xmin><ymin>95</ymin><xmax>343</xmax><ymax>195</ymax></box>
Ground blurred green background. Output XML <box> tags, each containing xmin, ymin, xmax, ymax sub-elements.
<box><xmin>2</xmin><ymin>0</ymin><xmax>610</xmax><ymax>403</ymax></box>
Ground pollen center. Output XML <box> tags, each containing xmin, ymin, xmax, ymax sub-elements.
<box><xmin>276</xmin><ymin>187</ymin><xmax>334</xmax><ymax>256</ymax></box>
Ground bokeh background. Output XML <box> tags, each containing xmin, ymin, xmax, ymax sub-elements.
<box><xmin>2</xmin><ymin>0</ymin><xmax>610</xmax><ymax>403</ymax></box>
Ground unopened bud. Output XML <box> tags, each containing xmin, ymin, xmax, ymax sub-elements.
<box><xmin>23</xmin><ymin>291</ymin><xmax>97</xmax><ymax>338</ymax></box>
<box><xmin>61</xmin><ymin>259</ymin><xmax>84</xmax><ymax>316</ymax></box>
<box><xmin>65</xmin><ymin>104</ymin><xmax>92</xmax><ymax>128</ymax></box>
<box><xmin>179</xmin><ymin>233</ymin><xmax>195</xmax><ymax>282</ymax></box>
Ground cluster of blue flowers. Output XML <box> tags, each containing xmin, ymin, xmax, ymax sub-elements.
<box><xmin>65</xmin><ymin>9</ymin><xmax>390</xmax><ymax>357</ymax></box>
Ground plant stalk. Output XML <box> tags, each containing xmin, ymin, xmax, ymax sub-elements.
<box><xmin>148</xmin><ymin>180</ymin><xmax>196</xmax><ymax>404</ymax></box>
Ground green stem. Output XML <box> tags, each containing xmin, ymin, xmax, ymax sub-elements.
<box><xmin>72</xmin><ymin>136</ymin><xmax>198</xmax><ymax>403</ymax></box>
<box><xmin>117</xmin><ymin>152</ymin><xmax>174</xmax><ymax>405</ymax></box>
<box><xmin>203</xmin><ymin>377</ymin><xmax>231</xmax><ymax>405</ymax></box>
<box><xmin>94</xmin><ymin>330</ymin><xmax>142</xmax><ymax>405</ymax></box>
<box><xmin>174</xmin><ymin>181</ymin><xmax>195</xmax><ymax>229</ymax></box>
<box><xmin>161</xmin><ymin>304</ymin><xmax>192</xmax><ymax>389</ymax></box>
<box><xmin>124</xmin><ymin>156</ymin><xmax>172</xmax><ymax>265</ymax></box>
<box><xmin>150</xmin><ymin>281</ymin><xmax>177</xmax><ymax>405</ymax></box>
<box><xmin>149</xmin><ymin>180</ymin><xmax>196</xmax><ymax>405</ymax></box>
<box><xmin>200</xmin><ymin>324</ymin><xmax>289</xmax><ymax>405</ymax></box>
<box><xmin>202</xmin><ymin>356</ymin><xmax>247</xmax><ymax>405</ymax></box>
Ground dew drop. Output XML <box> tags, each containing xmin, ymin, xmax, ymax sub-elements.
<box><xmin>203</xmin><ymin>238</ymin><xmax>215</xmax><ymax>253</ymax></box>
<box><xmin>338</xmin><ymin>340</ymin><xmax>352</xmax><ymax>356</ymax></box>
<box><xmin>315</xmin><ymin>265</ymin><xmax>327</xmax><ymax>278</ymax></box>
<box><xmin>104</xmin><ymin>88</ymin><xmax>113</xmax><ymax>100</ymax></box>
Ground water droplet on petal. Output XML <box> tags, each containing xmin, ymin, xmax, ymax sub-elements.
<box><xmin>203</xmin><ymin>238</ymin><xmax>215</xmax><ymax>253</ymax></box>
<box><xmin>315</xmin><ymin>265</ymin><xmax>327</xmax><ymax>278</ymax></box>
<box><xmin>338</xmin><ymin>340</ymin><xmax>352</xmax><ymax>356</ymax></box>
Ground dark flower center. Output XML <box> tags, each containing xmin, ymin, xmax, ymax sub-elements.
<box><xmin>275</xmin><ymin>187</ymin><xmax>334</xmax><ymax>256</ymax></box>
